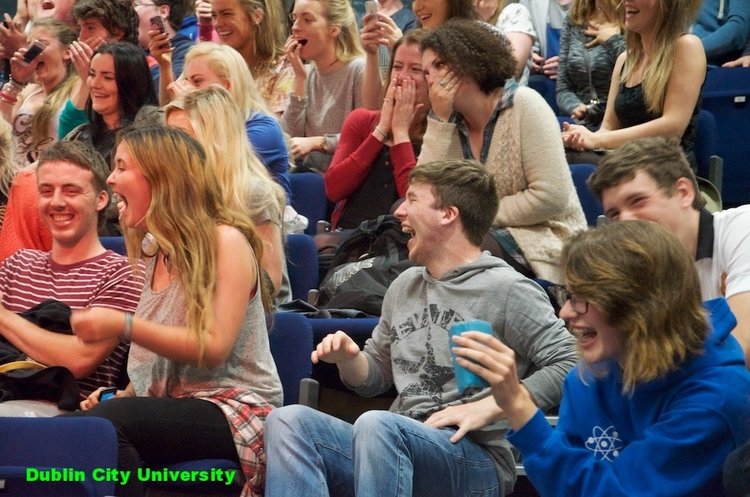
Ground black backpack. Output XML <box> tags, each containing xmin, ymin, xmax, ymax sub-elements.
<box><xmin>317</xmin><ymin>215</ymin><xmax>413</xmax><ymax>316</ymax></box>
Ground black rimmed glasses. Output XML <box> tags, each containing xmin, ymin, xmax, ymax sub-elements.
<box><xmin>549</xmin><ymin>285</ymin><xmax>589</xmax><ymax>314</ymax></box>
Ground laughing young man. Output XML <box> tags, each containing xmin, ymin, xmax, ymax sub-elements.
<box><xmin>0</xmin><ymin>140</ymin><xmax>143</xmax><ymax>413</ymax></box>
<box><xmin>263</xmin><ymin>159</ymin><xmax>577</xmax><ymax>497</ymax></box>
<box><xmin>588</xmin><ymin>137</ymin><xmax>750</xmax><ymax>367</ymax></box>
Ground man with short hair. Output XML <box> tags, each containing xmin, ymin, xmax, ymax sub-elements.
<box><xmin>264</xmin><ymin>159</ymin><xmax>577</xmax><ymax>497</ymax></box>
<box><xmin>71</xmin><ymin>0</ymin><xmax>140</xmax><ymax>46</ymax></box>
<box><xmin>588</xmin><ymin>136</ymin><xmax>750</xmax><ymax>367</ymax></box>
<box><xmin>0</xmin><ymin>140</ymin><xmax>143</xmax><ymax>407</ymax></box>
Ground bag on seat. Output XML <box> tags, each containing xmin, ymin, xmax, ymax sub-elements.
<box><xmin>318</xmin><ymin>215</ymin><xmax>412</xmax><ymax>316</ymax></box>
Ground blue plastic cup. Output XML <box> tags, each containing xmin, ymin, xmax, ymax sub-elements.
<box><xmin>449</xmin><ymin>320</ymin><xmax>493</xmax><ymax>393</ymax></box>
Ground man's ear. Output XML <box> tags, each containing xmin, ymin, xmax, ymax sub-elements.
<box><xmin>674</xmin><ymin>177</ymin><xmax>696</xmax><ymax>208</ymax></box>
<box><xmin>96</xmin><ymin>190</ymin><xmax>110</xmax><ymax>213</ymax></box>
<box><xmin>442</xmin><ymin>205</ymin><xmax>459</xmax><ymax>225</ymax></box>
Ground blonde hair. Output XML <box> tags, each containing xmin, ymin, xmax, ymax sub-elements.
<box><xmin>313</xmin><ymin>0</ymin><xmax>364</xmax><ymax>63</ymax></box>
<box><xmin>163</xmin><ymin>86</ymin><xmax>285</xmax><ymax>227</ymax></box>
<box><xmin>117</xmin><ymin>126</ymin><xmax>272</xmax><ymax>363</ymax></box>
<box><xmin>619</xmin><ymin>0</ymin><xmax>702</xmax><ymax>114</ymax></box>
<box><xmin>561</xmin><ymin>221</ymin><xmax>707</xmax><ymax>394</ymax></box>
<box><xmin>238</xmin><ymin>0</ymin><xmax>288</xmax><ymax>73</ymax></box>
<box><xmin>28</xmin><ymin>19</ymin><xmax>79</xmax><ymax>156</ymax></box>
<box><xmin>182</xmin><ymin>42</ymin><xmax>273</xmax><ymax>119</ymax></box>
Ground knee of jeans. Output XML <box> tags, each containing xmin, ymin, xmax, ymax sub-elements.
<box><xmin>352</xmin><ymin>410</ymin><xmax>403</xmax><ymax>444</ymax></box>
<box><xmin>266</xmin><ymin>404</ymin><xmax>314</xmax><ymax>440</ymax></box>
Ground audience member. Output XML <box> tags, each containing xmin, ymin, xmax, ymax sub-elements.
<box><xmin>474</xmin><ymin>0</ymin><xmax>536</xmax><ymax>85</ymax></box>
<box><xmin>555</xmin><ymin>0</ymin><xmax>624</xmax><ymax>130</ymax></box>
<box><xmin>561</xmin><ymin>0</ymin><xmax>705</xmax><ymax>168</ymax></box>
<box><xmin>134</xmin><ymin>0</ymin><xmax>195</xmax><ymax>93</ymax></box>
<box><xmin>72</xmin><ymin>125</ymin><xmax>282</xmax><ymax>497</ymax></box>
<box><xmin>520</xmin><ymin>0</ymin><xmax>570</xmax><ymax>79</ymax></box>
<box><xmin>164</xmin><ymin>86</ymin><xmax>289</xmax><ymax>301</ymax></box>
<box><xmin>326</xmin><ymin>29</ymin><xmax>428</xmax><ymax>229</ymax></box>
<box><xmin>724</xmin><ymin>438</ymin><xmax>750</xmax><ymax>497</ymax></box>
<box><xmin>71</xmin><ymin>0</ymin><xmax>140</xmax><ymax>47</ymax></box>
<box><xmin>0</xmin><ymin>18</ymin><xmax>78</xmax><ymax>168</ymax></box>
<box><xmin>418</xmin><ymin>19</ymin><xmax>586</xmax><ymax>283</ymax></box>
<box><xmin>59</xmin><ymin>42</ymin><xmax>158</xmax><ymax>167</ymax></box>
<box><xmin>170</xmin><ymin>42</ymin><xmax>291</xmax><ymax>200</ymax></box>
<box><xmin>588</xmin><ymin>137</ymin><xmax>750</xmax><ymax>367</ymax></box>
<box><xmin>358</xmin><ymin>0</ymin><xmax>416</xmax><ymax>108</ymax></box>
<box><xmin>0</xmin><ymin>140</ymin><xmax>143</xmax><ymax>407</ymax></box>
<box><xmin>454</xmin><ymin>220</ymin><xmax>750</xmax><ymax>497</ymax></box>
<box><xmin>691</xmin><ymin>0</ymin><xmax>750</xmax><ymax>66</ymax></box>
<box><xmin>264</xmin><ymin>159</ymin><xmax>577</xmax><ymax>497</ymax></box>
<box><xmin>362</xmin><ymin>0</ymin><xmax>473</xmax><ymax>108</ymax></box>
<box><xmin>283</xmin><ymin>0</ymin><xmax>365</xmax><ymax>171</ymax></box>
<box><xmin>207</xmin><ymin>0</ymin><xmax>293</xmax><ymax>115</ymax></box>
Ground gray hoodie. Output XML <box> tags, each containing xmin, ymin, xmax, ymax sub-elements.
<box><xmin>350</xmin><ymin>252</ymin><xmax>577</xmax><ymax>490</ymax></box>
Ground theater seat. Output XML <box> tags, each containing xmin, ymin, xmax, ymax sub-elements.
<box><xmin>0</xmin><ymin>417</ymin><xmax>117</xmax><ymax>497</ymax></box>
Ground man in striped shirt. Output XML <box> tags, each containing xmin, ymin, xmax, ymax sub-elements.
<box><xmin>0</xmin><ymin>141</ymin><xmax>144</xmax><ymax>406</ymax></box>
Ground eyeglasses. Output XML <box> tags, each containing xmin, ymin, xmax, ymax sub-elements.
<box><xmin>549</xmin><ymin>285</ymin><xmax>589</xmax><ymax>314</ymax></box>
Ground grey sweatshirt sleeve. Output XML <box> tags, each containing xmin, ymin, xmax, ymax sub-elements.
<box><xmin>496</xmin><ymin>277</ymin><xmax>578</xmax><ymax>411</ymax></box>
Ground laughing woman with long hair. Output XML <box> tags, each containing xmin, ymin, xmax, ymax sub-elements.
<box><xmin>71</xmin><ymin>125</ymin><xmax>282</xmax><ymax>497</ymax></box>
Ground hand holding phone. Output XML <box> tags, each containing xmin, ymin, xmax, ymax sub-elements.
<box><xmin>21</xmin><ymin>40</ymin><xmax>45</xmax><ymax>65</ymax></box>
<box><xmin>149</xmin><ymin>16</ymin><xmax>171</xmax><ymax>51</ymax></box>
<box><xmin>365</xmin><ymin>0</ymin><xmax>378</xmax><ymax>20</ymax></box>
<box><xmin>98</xmin><ymin>387</ymin><xmax>118</xmax><ymax>402</ymax></box>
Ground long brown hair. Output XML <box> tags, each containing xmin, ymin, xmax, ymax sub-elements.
<box><xmin>561</xmin><ymin>221</ymin><xmax>707</xmax><ymax>393</ymax></box>
<box><xmin>117</xmin><ymin>126</ymin><xmax>272</xmax><ymax>363</ymax></box>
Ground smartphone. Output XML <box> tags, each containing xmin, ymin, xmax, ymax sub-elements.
<box><xmin>149</xmin><ymin>16</ymin><xmax>171</xmax><ymax>50</ymax></box>
<box><xmin>98</xmin><ymin>387</ymin><xmax>117</xmax><ymax>402</ymax></box>
<box><xmin>149</xmin><ymin>15</ymin><xmax>166</xmax><ymax>34</ymax></box>
<box><xmin>22</xmin><ymin>40</ymin><xmax>45</xmax><ymax>65</ymax></box>
<box><xmin>365</xmin><ymin>0</ymin><xmax>378</xmax><ymax>17</ymax></box>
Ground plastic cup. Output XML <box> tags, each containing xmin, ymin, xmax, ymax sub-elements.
<box><xmin>449</xmin><ymin>320</ymin><xmax>493</xmax><ymax>394</ymax></box>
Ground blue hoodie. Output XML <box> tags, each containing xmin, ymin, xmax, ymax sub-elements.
<box><xmin>691</xmin><ymin>0</ymin><xmax>750</xmax><ymax>64</ymax></box>
<box><xmin>508</xmin><ymin>297</ymin><xmax>750</xmax><ymax>497</ymax></box>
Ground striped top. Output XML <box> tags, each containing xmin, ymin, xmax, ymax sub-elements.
<box><xmin>0</xmin><ymin>249</ymin><xmax>144</xmax><ymax>397</ymax></box>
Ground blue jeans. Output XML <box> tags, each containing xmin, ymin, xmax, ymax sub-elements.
<box><xmin>264</xmin><ymin>405</ymin><xmax>502</xmax><ymax>497</ymax></box>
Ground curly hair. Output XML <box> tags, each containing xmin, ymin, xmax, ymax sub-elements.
<box><xmin>72</xmin><ymin>0</ymin><xmax>140</xmax><ymax>46</ymax></box>
<box><xmin>420</xmin><ymin>18</ymin><xmax>515</xmax><ymax>95</ymax></box>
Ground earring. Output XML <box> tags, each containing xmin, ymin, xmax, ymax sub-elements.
<box><xmin>141</xmin><ymin>232</ymin><xmax>159</xmax><ymax>257</ymax></box>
